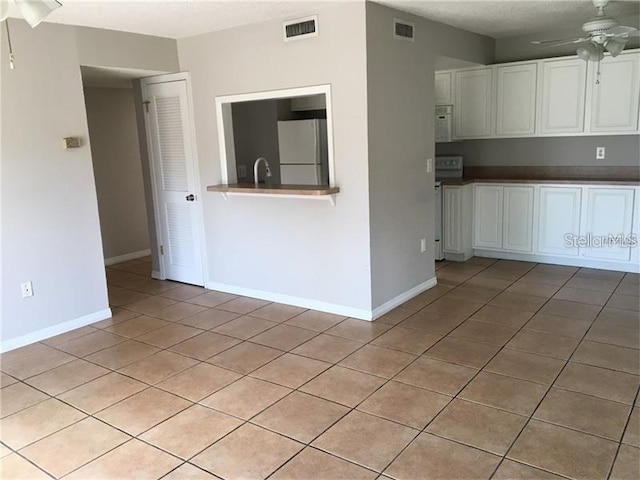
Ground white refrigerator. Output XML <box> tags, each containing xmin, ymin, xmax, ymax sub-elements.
<box><xmin>277</xmin><ymin>119</ymin><xmax>328</xmax><ymax>185</ymax></box>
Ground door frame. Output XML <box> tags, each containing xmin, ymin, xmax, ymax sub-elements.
<box><xmin>140</xmin><ymin>71</ymin><xmax>207</xmax><ymax>286</ymax></box>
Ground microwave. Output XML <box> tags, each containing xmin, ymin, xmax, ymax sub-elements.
<box><xmin>435</xmin><ymin>105</ymin><xmax>452</xmax><ymax>143</ymax></box>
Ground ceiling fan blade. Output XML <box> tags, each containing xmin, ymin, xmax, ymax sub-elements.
<box><xmin>608</xmin><ymin>25</ymin><xmax>639</xmax><ymax>37</ymax></box>
<box><xmin>532</xmin><ymin>38</ymin><xmax>589</xmax><ymax>47</ymax></box>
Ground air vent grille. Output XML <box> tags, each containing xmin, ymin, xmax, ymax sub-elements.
<box><xmin>394</xmin><ymin>19</ymin><xmax>415</xmax><ymax>41</ymax></box>
<box><xmin>284</xmin><ymin>15</ymin><xmax>318</xmax><ymax>41</ymax></box>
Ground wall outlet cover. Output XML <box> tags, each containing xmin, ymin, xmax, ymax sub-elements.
<box><xmin>596</xmin><ymin>147</ymin><xmax>605</xmax><ymax>160</ymax></box>
<box><xmin>420</xmin><ymin>238</ymin><xmax>427</xmax><ymax>253</ymax></box>
<box><xmin>21</xmin><ymin>281</ymin><xmax>33</xmax><ymax>298</ymax></box>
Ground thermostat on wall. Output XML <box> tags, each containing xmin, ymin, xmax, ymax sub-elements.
<box><xmin>63</xmin><ymin>137</ymin><xmax>82</xmax><ymax>149</ymax></box>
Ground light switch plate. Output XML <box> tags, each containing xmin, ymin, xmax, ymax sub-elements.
<box><xmin>63</xmin><ymin>137</ymin><xmax>81</xmax><ymax>149</ymax></box>
<box><xmin>427</xmin><ymin>158</ymin><xmax>433</xmax><ymax>173</ymax></box>
<box><xmin>596</xmin><ymin>146</ymin><xmax>605</xmax><ymax>160</ymax></box>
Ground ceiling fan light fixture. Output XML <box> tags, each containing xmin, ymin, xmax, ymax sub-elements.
<box><xmin>14</xmin><ymin>0</ymin><xmax>62</xmax><ymax>28</ymax></box>
<box><xmin>577</xmin><ymin>42</ymin><xmax>604</xmax><ymax>62</ymax></box>
<box><xmin>605</xmin><ymin>38</ymin><xmax>626</xmax><ymax>57</ymax></box>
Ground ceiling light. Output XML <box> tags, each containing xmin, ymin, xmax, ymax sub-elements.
<box><xmin>576</xmin><ymin>43</ymin><xmax>604</xmax><ymax>62</ymax></box>
<box><xmin>1</xmin><ymin>0</ymin><xmax>62</xmax><ymax>28</ymax></box>
<box><xmin>604</xmin><ymin>38</ymin><xmax>626</xmax><ymax>57</ymax></box>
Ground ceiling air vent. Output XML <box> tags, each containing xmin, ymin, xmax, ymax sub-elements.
<box><xmin>394</xmin><ymin>19</ymin><xmax>415</xmax><ymax>42</ymax></box>
<box><xmin>284</xmin><ymin>15</ymin><xmax>319</xmax><ymax>41</ymax></box>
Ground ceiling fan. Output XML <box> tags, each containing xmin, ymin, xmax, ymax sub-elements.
<box><xmin>532</xmin><ymin>0</ymin><xmax>639</xmax><ymax>64</ymax></box>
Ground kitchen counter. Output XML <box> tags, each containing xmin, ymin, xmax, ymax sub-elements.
<box><xmin>440</xmin><ymin>178</ymin><xmax>640</xmax><ymax>186</ymax></box>
<box><xmin>207</xmin><ymin>183</ymin><xmax>339</xmax><ymax>196</ymax></box>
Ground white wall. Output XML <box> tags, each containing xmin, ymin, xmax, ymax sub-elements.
<box><xmin>0</xmin><ymin>21</ymin><xmax>178</xmax><ymax>350</ymax></box>
<box><xmin>178</xmin><ymin>2</ymin><xmax>373</xmax><ymax>316</ymax></box>
<box><xmin>84</xmin><ymin>87</ymin><xmax>150</xmax><ymax>260</ymax></box>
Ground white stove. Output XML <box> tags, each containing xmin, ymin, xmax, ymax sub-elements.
<box><xmin>434</xmin><ymin>156</ymin><xmax>464</xmax><ymax>260</ymax></box>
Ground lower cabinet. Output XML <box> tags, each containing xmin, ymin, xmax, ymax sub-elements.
<box><xmin>537</xmin><ymin>186</ymin><xmax>582</xmax><ymax>256</ymax></box>
<box><xmin>473</xmin><ymin>185</ymin><xmax>503</xmax><ymax>249</ymax></box>
<box><xmin>443</xmin><ymin>184</ymin><xmax>473</xmax><ymax>259</ymax></box>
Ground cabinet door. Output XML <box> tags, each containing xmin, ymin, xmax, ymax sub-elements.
<box><xmin>435</xmin><ymin>72</ymin><xmax>452</xmax><ymax>105</ymax></box>
<box><xmin>503</xmin><ymin>186</ymin><xmax>534</xmax><ymax>252</ymax></box>
<box><xmin>537</xmin><ymin>187</ymin><xmax>582</xmax><ymax>256</ymax></box>
<box><xmin>474</xmin><ymin>185</ymin><xmax>503</xmax><ymax>249</ymax></box>
<box><xmin>454</xmin><ymin>68</ymin><xmax>493</xmax><ymax>138</ymax></box>
<box><xmin>496</xmin><ymin>63</ymin><xmax>537</xmax><ymax>136</ymax></box>
<box><xmin>581</xmin><ymin>188</ymin><xmax>635</xmax><ymax>261</ymax></box>
<box><xmin>540</xmin><ymin>59</ymin><xmax>587</xmax><ymax>134</ymax></box>
<box><xmin>443</xmin><ymin>186</ymin><xmax>461</xmax><ymax>252</ymax></box>
<box><xmin>590</xmin><ymin>53</ymin><xmax>640</xmax><ymax>132</ymax></box>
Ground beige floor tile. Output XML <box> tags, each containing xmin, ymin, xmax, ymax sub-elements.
<box><xmin>271</xmin><ymin>447</ymin><xmax>377</xmax><ymax>480</ymax></box>
<box><xmin>505</xmin><ymin>280</ymin><xmax>560</xmax><ymax>299</ymax></box>
<box><xmin>507</xmin><ymin>420</ymin><xmax>618</xmax><ymax>480</ymax></box>
<box><xmin>152</xmin><ymin>301</ymin><xmax>208</xmax><ymax>321</ymax></box>
<box><xmin>420</xmin><ymin>297</ymin><xmax>484</xmax><ymax>321</ymax></box>
<box><xmin>520</xmin><ymin>271</ymin><xmax>571</xmax><ymax>287</ymax></box>
<box><xmin>207</xmin><ymin>342</ymin><xmax>283</xmax><ymax>374</ymax></box>
<box><xmin>41</xmin><ymin>325</ymin><xmax>98</xmax><ymax>348</ymax></box>
<box><xmin>492</xmin><ymin>459</ymin><xmax>566</xmax><ymax>480</ymax></box>
<box><xmin>585</xmin><ymin>323</ymin><xmax>640</xmax><ymax>349</ymax></box>
<box><xmin>84</xmin><ymin>339</ymin><xmax>160</xmax><ymax>370</ymax></box>
<box><xmin>57</xmin><ymin>330</ymin><xmax>127</xmax><ymax>357</ymax></box>
<box><xmin>339</xmin><ymin>345</ymin><xmax>416</xmax><ymax>379</ymax></box>
<box><xmin>65</xmin><ymin>438</ymin><xmax>182</xmax><ymax>480</ymax></box>
<box><xmin>554</xmin><ymin>286</ymin><xmax>611</xmax><ymax>306</ymax></box>
<box><xmin>525</xmin><ymin>313</ymin><xmax>592</xmax><ymax>339</ymax></box>
<box><xmin>201</xmin><ymin>376</ymin><xmax>291</xmax><ymax>420</ymax></box>
<box><xmin>0</xmin><ymin>453</ymin><xmax>51</xmax><ymax>479</ymax></box>
<box><xmin>476</xmin><ymin>268</ymin><xmax>524</xmax><ymax>282</ymax></box>
<box><xmin>169</xmin><ymin>331</ymin><xmax>240</xmax><ymax>360</ymax></box>
<box><xmin>217</xmin><ymin>297</ymin><xmax>271</xmax><ymax>314</ymax></box>
<box><xmin>489</xmin><ymin>292</ymin><xmax>547</xmax><ymax>312</ymax></box>
<box><xmin>91</xmin><ymin>308</ymin><xmax>140</xmax><ymax>329</ymax></box>
<box><xmin>615</xmin><ymin>282</ymin><xmax>640</xmax><ymax>296</ymax></box>
<box><xmin>470</xmin><ymin>305</ymin><xmax>534</xmax><ymax>328</ymax></box>
<box><xmin>96</xmin><ymin>387</ymin><xmax>191</xmax><ymax>436</ymax></box>
<box><xmin>186</xmin><ymin>291</ymin><xmax>238</xmax><ymax>308</ymax></box>
<box><xmin>124</xmin><ymin>295</ymin><xmax>177</xmax><ymax>314</ymax></box>
<box><xmin>437</xmin><ymin>270</ymin><xmax>474</xmax><ymax>286</ymax></box>
<box><xmin>374</xmin><ymin>307</ymin><xmax>415</xmax><ymax>326</ymax></box>
<box><xmin>394</xmin><ymin>357</ymin><xmax>477</xmax><ymax>395</ymax></box>
<box><xmin>0</xmin><ymin>383</ymin><xmax>48</xmax><ymax>418</ymax></box>
<box><xmin>136</xmin><ymin>323</ymin><xmax>203</xmax><ymax>349</ymax></box>
<box><xmin>426</xmin><ymin>399</ymin><xmax>527</xmax><ymax>455</ymax></box>
<box><xmin>249</xmin><ymin>303</ymin><xmax>307</xmax><ymax>322</ymax></box>
<box><xmin>358</xmin><ymin>381</ymin><xmax>451</xmax><ymax>429</ymax></box>
<box><xmin>0</xmin><ymin>443</ymin><xmax>10</xmax><ymax>458</ymax></box>
<box><xmin>251</xmin><ymin>324</ymin><xmax>318</xmax><ymax>351</ymax></box>
<box><xmin>178</xmin><ymin>308</ymin><xmax>240</xmax><ymax>330</ymax></box>
<box><xmin>571</xmin><ymin>341</ymin><xmax>640</xmax><ymax>375</ymax></box>
<box><xmin>312</xmin><ymin>410</ymin><xmax>417</xmax><ymax>472</ymax></box>
<box><xmin>444</xmin><ymin>285</ymin><xmax>501</xmax><ymax>304</ymax></box>
<box><xmin>534</xmin><ymin>387</ymin><xmax>631</xmax><ymax>440</ymax></box>
<box><xmin>108</xmin><ymin>288</ymin><xmax>151</xmax><ymax>307</ymax></box>
<box><xmin>370</xmin><ymin>327</ymin><xmax>441</xmax><ymax>355</ymax></box>
<box><xmin>464</xmin><ymin>275</ymin><xmax>514</xmax><ymax>291</ymax></box>
<box><xmin>118</xmin><ymin>350</ymin><xmax>199</xmax><ymax>385</ymax></box>
<box><xmin>0</xmin><ymin>372</ymin><xmax>18</xmax><ymax>388</ymax></box>
<box><xmin>399</xmin><ymin>310</ymin><xmax>465</xmax><ymax>335</ymax></box>
<box><xmin>299</xmin><ymin>365</ymin><xmax>386</xmax><ymax>407</ymax></box>
<box><xmin>506</xmin><ymin>329</ymin><xmax>580</xmax><ymax>359</ymax></box>
<box><xmin>131</xmin><ymin>278</ymin><xmax>181</xmax><ymax>296</ymax></box>
<box><xmin>141</xmin><ymin>404</ymin><xmax>242</xmax><ymax>459</ymax></box>
<box><xmin>533</xmin><ymin>264</ymin><xmax>578</xmax><ymax>276</ymax></box>
<box><xmin>623</xmin><ymin>407</ymin><xmax>639</xmax><ymax>447</ymax></box>
<box><xmin>156</xmin><ymin>363</ymin><xmax>242</xmax><ymax>401</ymax></box>
<box><xmin>104</xmin><ymin>315</ymin><xmax>171</xmax><ymax>338</ymax></box>
<box><xmin>554</xmin><ymin>362</ymin><xmax>640</xmax><ymax>405</ymax></box>
<box><xmin>253</xmin><ymin>391</ymin><xmax>349</xmax><ymax>443</ymax></box>
<box><xmin>610</xmin><ymin>444</ymin><xmax>640</xmax><ymax>480</ymax></box>
<box><xmin>0</xmin><ymin>343</ymin><xmax>75</xmax><ymax>380</ymax></box>
<box><xmin>595</xmin><ymin>307</ymin><xmax>640</xmax><ymax>331</ymax></box>
<box><xmin>57</xmin><ymin>372</ymin><xmax>146</xmax><ymax>414</ymax></box>
<box><xmin>291</xmin><ymin>334</ymin><xmax>364</xmax><ymax>363</ymax></box>
<box><xmin>385</xmin><ymin>432</ymin><xmax>500</xmax><ymax>480</ymax></box>
<box><xmin>162</xmin><ymin>463</ymin><xmax>220</xmax><ymax>480</ymax></box>
<box><xmin>325</xmin><ymin>319</ymin><xmax>393</xmax><ymax>343</ymax></box>
<box><xmin>450</xmin><ymin>319</ymin><xmax>518</xmax><ymax>346</ymax></box>
<box><xmin>459</xmin><ymin>371</ymin><xmax>548</xmax><ymax>416</ymax></box>
<box><xmin>401</xmin><ymin>285</ymin><xmax>453</xmax><ymax>311</ymax></box>
<box><xmin>250</xmin><ymin>353</ymin><xmax>330</xmax><ymax>388</ymax></box>
<box><xmin>192</xmin><ymin>423</ymin><xmax>303</xmax><ymax>480</ymax></box>
<box><xmin>566</xmin><ymin>276</ymin><xmax>619</xmax><ymax>293</ymax></box>
<box><xmin>539</xmin><ymin>299</ymin><xmax>601</xmax><ymax>321</ymax></box>
<box><xmin>484</xmin><ymin>349</ymin><xmax>565</xmax><ymax>384</ymax></box>
<box><xmin>284</xmin><ymin>310</ymin><xmax>347</xmax><ymax>332</ymax></box>
<box><xmin>159</xmin><ymin>284</ymin><xmax>207</xmax><ymax>301</ymax></box>
<box><xmin>423</xmin><ymin>337</ymin><xmax>500</xmax><ymax>368</ymax></box>
<box><xmin>0</xmin><ymin>398</ymin><xmax>86</xmax><ymax>449</ymax></box>
<box><xmin>607</xmin><ymin>293</ymin><xmax>640</xmax><ymax>312</ymax></box>
<box><xmin>24</xmin><ymin>359</ymin><xmax>109</xmax><ymax>395</ymax></box>
<box><xmin>212</xmin><ymin>316</ymin><xmax>278</xmax><ymax>340</ymax></box>
<box><xmin>20</xmin><ymin>417</ymin><xmax>130</xmax><ymax>478</ymax></box>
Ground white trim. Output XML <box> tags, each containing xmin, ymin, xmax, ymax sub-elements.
<box><xmin>371</xmin><ymin>277</ymin><xmax>438</xmax><ymax>320</ymax></box>
<box><xmin>0</xmin><ymin>308</ymin><xmax>112</xmax><ymax>353</ymax></box>
<box><xmin>104</xmin><ymin>249</ymin><xmax>151</xmax><ymax>266</ymax></box>
<box><xmin>151</xmin><ymin>270</ymin><xmax>164</xmax><ymax>280</ymax></box>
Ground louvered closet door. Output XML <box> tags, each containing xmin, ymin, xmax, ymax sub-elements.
<box><xmin>146</xmin><ymin>80</ymin><xmax>203</xmax><ymax>285</ymax></box>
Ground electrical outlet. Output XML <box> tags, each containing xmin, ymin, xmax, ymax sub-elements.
<box><xmin>420</xmin><ymin>238</ymin><xmax>427</xmax><ymax>253</ymax></box>
<box><xmin>21</xmin><ymin>281</ymin><xmax>33</xmax><ymax>298</ymax></box>
<box><xmin>426</xmin><ymin>158</ymin><xmax>433</xmax><ymax>173</ymax></box>
<box><xmin>237</xmin><ymin>165</ymin><xmax>247</xmax><ymax>178</ymax></box>
<box><xmin>596</xmin><ymin>146</ymin><xmax>606</xmax><ymax>160</ymax></box>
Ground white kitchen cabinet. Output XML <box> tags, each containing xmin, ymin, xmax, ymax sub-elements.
<box><xmin>435</xmin><ymin>71</ymin><xmax>453</xmax><ymax>105</ymax></box>
<box><xmin>537</xmin><ymin>187</ymin><xmax>582</xmax><ymax>256</ymax></box>
<box><xmin>581</xmin><ymin>188</ymin><xmax>635</xmax><ymax>261</ymax></box>
<box><xmin>589</xmin><ymin>53</ymin><xmax>640</xmax><ymax>133</ymax></box>
<box><xmin>503</xmin><ymin>186</ymin><xmax>534</xmax><ymax>252</ymax></box>
<box><xmin>443</xmin><ymin>184</ymin><xmax>473</xmax><ymax>260</ymax></box>
<box><xmin>539</xmin><ymin>58</ymin><xmax>587</xmax><ymax>134</ymax></box>
<box><xmin>473</xmin><ymin>185</ymin><xmax>503</xmax><ymax>249</ymax></box>
<box><xmin>496</xmin><ymin>63</ymin><xmax>538</xmax><ymax>136</ymax></box>
<box><xmin>454</xmin><ymin>68</ymin><xmax>493</xmax><ymax>138</ymax></box>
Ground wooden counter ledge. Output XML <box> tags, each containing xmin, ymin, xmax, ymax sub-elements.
<box><xmin>207</xmin><ymin>184</ymin><xmax>340</xmax><ymax>196</ymax></box>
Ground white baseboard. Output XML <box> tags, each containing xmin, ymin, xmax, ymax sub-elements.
<box><xmin>371</xmin><ymin>277</ymin><xmax>438</xmax><ymax>320</ymax></box>
<box><xmin>151</xmin><ymin>270</ymin><xmax>164</xmax><ymax>280</ymax></box>
<box><xmin>105</xmin><ymin>249</ymin><xmax>151</xmax><ymax>266</ymax></box>
<box><xmin>0</xmin><ymin>308</ymin><xmax>112</xmax><ymax>353</ymax></box>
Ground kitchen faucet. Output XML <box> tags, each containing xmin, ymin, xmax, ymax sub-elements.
<box><xmin>253</xmin><ymin>157</ymin><xmax>272</xmax><ymax>186</ymax></box>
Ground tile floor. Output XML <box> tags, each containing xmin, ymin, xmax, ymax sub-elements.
<box><xmin>1</xmin><ymin>256</ymin><xmax>639</xmax><ymax>479</ymax></box>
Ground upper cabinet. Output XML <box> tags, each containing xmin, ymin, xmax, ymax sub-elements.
<box><xmin>589</xmin><ymin>52</ymin><xmax>640</xmax><ymax>133</ymax></box>
<box><xmin>539</xmin><ymin>58</ymin><xmax>587</xmax><ymax>134</ymax></box>
<box><xmin>454</xmin><ymin>68</ymin><xmax>493</xmax><ymax>138</ymax></box>
<box><xmin>496</xmin><ymin>63</ymin><xmax>538</xmax><ymax>136</ymax></box>
<box><xmin>435</xmin><ymin>72</ymin><xmax>453</xmax><ymax>105</ymax></box>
